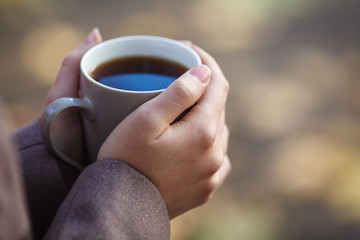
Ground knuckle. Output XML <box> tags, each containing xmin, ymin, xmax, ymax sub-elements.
<box><xmin>197</xmin><ymin>194</ymin><xmax>211</xmax><ymax>206</ymax></box>
<box><xmin>198</xmin><ymin>180</ymin><xmax>216</xmax><ymax>205</ymax></box>
<box><xmin>205</xmin><ymin>179</ymin><xmax>217</xmax><ymax>193</ymax></box>
<box><xmin>173</xmin><ymin>82</ymin><xmax>197</xmax><ymax>105</ymax></box>
<box><xmin>222</xmin><ymin>125</ymin><xmax>230</xmax><ymax>153</ymax></box>
<box><xmin>205</xmin><ymin>151</ymin><xmax>223</xmax><ymax>175</ymax></box>
<box><xmin>224</xmin><ymin>124</ymin><xmax>230</xmax><ymax>138</ymax></box>
<box><xmin>227</xmin><ymin>159</ymin><xmax>232</xmax><ymax>173</ymax></box>
<box><xmin>223</xmin><ymin>79</ymin><xmax>230</xmax><ymax>94</ymax></box>
<box><xmin>197</xmin><ymin>123</ymin><xmax>217</xmax><ymax>149</ymax></box>
<box><xmin>204</xmin><ymin>53</ymin><xmax>217</xmax><ymax>67</ymax></box>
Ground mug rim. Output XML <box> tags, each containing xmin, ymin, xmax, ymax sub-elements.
<box><xmin>80</xmin><ymin>35</ymin><xmax>201</xmax><ymax>94</ymax></box>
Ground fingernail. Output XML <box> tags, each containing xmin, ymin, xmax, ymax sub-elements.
<box><xmin>84</xmin><ymin>27</ymin><xmax>102</xmax><ymax>46</ymax></box>
<box><xmin>181</xmin><ymin>40</ymin><xmax>193</xmax><ymax>46</ymax></box>
<box><xmin>189</xmin><ymin>64</ymin><xmax>211</xmax><ymax>84</ymax></box>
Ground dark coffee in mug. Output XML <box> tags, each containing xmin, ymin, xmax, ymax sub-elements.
<box><xmin>90</xmin><ymin>56</ymin><xmax>188</xmax><ymax>91</ymax></box>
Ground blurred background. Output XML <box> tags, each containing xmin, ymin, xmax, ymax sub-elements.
<box><xmin>1</xmin><ymin>0</ymin><xmax>360</xmax><ymax>239</ymax></box>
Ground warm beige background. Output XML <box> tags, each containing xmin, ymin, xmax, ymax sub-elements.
<box><xmin>1</xmin><ymin>0</ymin><xmax>360</xmax><ymax>239</ymax></box>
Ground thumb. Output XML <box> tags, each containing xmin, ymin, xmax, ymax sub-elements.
<box><xmin>132</xmin><ymin>64</ymin><xmax>211</xmax><ymax>138</ymax></box>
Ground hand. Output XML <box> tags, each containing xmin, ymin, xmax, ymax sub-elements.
<box><xmin>98</xmin><ymin>44</ymin><xmax>231</xmax><ymax>219</ymax></box>
<box><xmin>40</xmin><ymin>28</ymin><xmax>102</xmax><ymax>164</ymax></box>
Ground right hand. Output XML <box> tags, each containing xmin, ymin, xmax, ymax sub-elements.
<box><xmin>98</xmin><ymin>44</ymin><xmax>231</xmax><ymax>219</ymax></box>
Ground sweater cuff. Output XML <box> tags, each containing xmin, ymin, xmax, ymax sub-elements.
<box><xmin>45</xmin><ymin>159</ymin><xmax>170</xmax><ymax>240</ymax></box>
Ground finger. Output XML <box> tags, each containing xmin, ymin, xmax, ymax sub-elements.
<box><xmin>179</xmin><ymin>40</ymin><xmax>193</xmax><ymax>47</ymax></box>
<box><xmin>217</xmin><ymin>110</ymin><xmax>230</xmax><ymax>154</ymax></box>
<box><xmin>181</xmin><ymin>45</ymin><xmax>229</xmax><ymax>145</ymax></box>
<box><xmin>212</xmin><ymin>155</ymin><xmax>231</xmax><ymax>188</ymax></box>
<box><xmin>193</xmin><ymin>45</ymin><xmax>229</xmax><ymax>119</ymax></box>
<box><xmin>196</xmin><ymin>110</ymin><xmax>226</xmax><ymax>178</ymax></box>
<box><xmin>216</xmin><ymin>110</ymin><xmax>229</xmax><ymax>155</ymax></box>
<box><xmin>53</xmin><ymin>28</ymin><xmax>102</xmax><ymax>97</ymax></box>
<box><xmin>209</xmin><ymin>111</ymin><xmax>227</xmax><ymax>173</ymax></box>
<box><xmin>223</xmin><ymin>123</ymin><xmax>230</xmax><ymax>154</ymax></box>
<box><xmin>130</xmin><ymin>64</ymin><xmax>211</xmax><ymax>139</ymax></box>
<box><xmin>43</xmin><ymin>28</ymin><xmax>102</xmax><ymax>111</ymax></box>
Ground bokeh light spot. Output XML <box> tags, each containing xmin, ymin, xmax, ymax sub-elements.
<box><xmin>20</xmin><ymin>22</ymin><xmax>83</xmax><ymax>86</ymax></box>
<box><xmin>117</xmin><ymin>12</ymin><xmax>180</xmax><ymax>37</ymax></box>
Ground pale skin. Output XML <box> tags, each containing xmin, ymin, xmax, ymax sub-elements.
<box><xmin>41</xmin><ymin>28</ymin><xmax>231</xmax><ymax>219</ymax></box>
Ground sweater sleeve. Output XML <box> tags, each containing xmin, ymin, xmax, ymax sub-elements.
<box><xmin>13</xmin><ymin>120</ymin><xmax>170</xmax><ymax>239</ymax></box>
<box><xmin>44</xmin><ymin>159</ymin><xmax>170</xmax><ymax>240</ymax></box>
<box><xmin>0</xmin><ymin>112</ymin><xmax>31</xmax><ymax>240</ymax></box>
<box><xmin>12</xmin><ymin>119</ymin><xmax>79</xmax><ymax>239</ymax></box>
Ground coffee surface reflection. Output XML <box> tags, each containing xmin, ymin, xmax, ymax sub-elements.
<box><xmin>90</xmin><ymin>56</ymin><xmax>188</xmax><ymax>91</ymax></box>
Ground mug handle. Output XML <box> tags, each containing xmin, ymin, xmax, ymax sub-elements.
<box><xmin>40</xmin><ymin>97</ymin><xmax>94</xmax><ymax>171</ymax></box>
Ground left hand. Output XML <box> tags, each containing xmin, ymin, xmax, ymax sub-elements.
<box><xmin>40</xmin><ymin>28</ymin><xmax>102</xmax><ymax>165</ymax></box>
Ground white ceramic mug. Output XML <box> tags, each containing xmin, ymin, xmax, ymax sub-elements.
<box><xmin>40</xmin><ymin>35</ymin><xmax>201</xmax><ymax>170</ymax></box>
